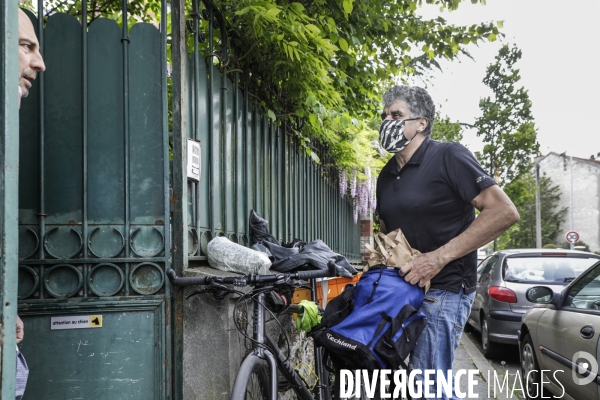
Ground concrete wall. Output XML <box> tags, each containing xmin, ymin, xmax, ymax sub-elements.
<box><xmin>182</xmin><ymin>267</ymin><xmax>314</xmax><ymax>400</ymax></box>
<box><xmin>182</xmin><ymin>268</ymin><xmax>246</xmax><ymax>400</ymax></box>
<box><xmin>538</xmin><ymin>153</ymin><xmax>600</xmax><ymax>251</ymax></box>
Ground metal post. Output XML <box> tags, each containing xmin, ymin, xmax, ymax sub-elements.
<box><xmin>0</xmin><ymin>1</ymin><xmax>20</xmax><ymax>396</ymax></box>
<box><xmin>535</xmin><ymin>162</ymin><xmax>541</xmax><ymax>248</ymax></box>
<box><xmin>570</xmin><ymin>155</ymin><xmax>574</xmax><ymax>250</ymax></box>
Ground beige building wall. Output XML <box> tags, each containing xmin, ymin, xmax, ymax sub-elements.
<box><xmin>538</xmin><ymin>153</ymin><xmax>600</xmax><ymax>252</ymax></box>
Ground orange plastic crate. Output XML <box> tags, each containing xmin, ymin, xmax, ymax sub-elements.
<box><xmin>291</xmin><ymin>273</ymin><xmax>363</xmax><ymax>307</ymax></box>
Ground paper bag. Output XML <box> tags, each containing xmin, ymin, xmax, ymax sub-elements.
<box><xmin>364</xmin><ymin>228</ymin><xmax>421</xmax><ymax>269</ymax></box>
<box><xmin>364</xmin><ymin>228</ymin><xmax>430</xmax><ymax>292</ymax></box>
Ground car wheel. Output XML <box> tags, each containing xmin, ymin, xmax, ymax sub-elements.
<box><xmin>521</xmin><ymin>333</ymin><xmax>543</xmax><ymax>400</ymax></box>
<box><xmin>481</xmin><ymin>314</ymin><xmax>502</xmax><ymax>359</ymax></box>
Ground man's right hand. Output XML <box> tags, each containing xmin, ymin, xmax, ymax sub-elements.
<box><xmin>16</xmin><ymin>315</ymin><xmax>24</xmax><ymax>343</ymax></box>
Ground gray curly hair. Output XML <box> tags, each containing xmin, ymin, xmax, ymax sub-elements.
<box><xmin>382</xmin><ymin>86</ymin><xmax>435</xmax><ymax>137</ymax></box>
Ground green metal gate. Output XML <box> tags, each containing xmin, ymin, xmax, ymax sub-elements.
<box><xmin>17</xmin><ymin>2</ymin><xmax>171</xmax><ymax>398</ymax></box>
<box><xmin>11</xmin><ymin>0</ymin><xmax>361</xmax><ymax>397</ymax></box>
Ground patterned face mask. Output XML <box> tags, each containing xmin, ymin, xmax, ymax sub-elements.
<box><xmin>378</xmin><ymin>117</ymin><xmax>422</xmax><ymax>153</ymax></box>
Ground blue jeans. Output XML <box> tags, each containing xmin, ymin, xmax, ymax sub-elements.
<box><xmin>409</xmin><ymin>288</ymin><xmax>475</xmax><ymax>400</ymax></box>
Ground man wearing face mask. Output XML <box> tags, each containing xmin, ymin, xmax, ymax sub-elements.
<box><xmin>375</xmin><ymin>86</ymin><xmax>519</xmax><ymax>400</ymax></box>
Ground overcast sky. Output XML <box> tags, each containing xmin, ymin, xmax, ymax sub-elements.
<box><xmin>411</xmin><ymin>0</ymin><xmax>600</xmax><ymax>159</ymax></box>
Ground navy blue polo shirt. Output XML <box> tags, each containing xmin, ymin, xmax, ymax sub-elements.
<box><xmin>376</xmin><ymin>137</ymin><xmax>496</xmax><ymax>293</ymax></box>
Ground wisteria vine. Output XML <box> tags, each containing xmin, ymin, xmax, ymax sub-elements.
<box><xmin>340</xmin><ymin>166</ymin><xmax>377</xmax><ymax>223</ymax></box>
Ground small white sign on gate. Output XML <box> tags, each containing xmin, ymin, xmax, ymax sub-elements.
<box><xmin>187</xmin><ymin>139</ymin><xmax>201</xmax><ymax>182</ymax></box>
<box><xmin>51</xmin><ymin>315</ymin><xmax>103</xmax><ymax>330</ymax></box>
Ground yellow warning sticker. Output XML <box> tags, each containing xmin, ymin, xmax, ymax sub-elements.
<box><xmin>51</xmin><ymin>315</ymin><xmax>103</xmax><ymax>330</ymax></box>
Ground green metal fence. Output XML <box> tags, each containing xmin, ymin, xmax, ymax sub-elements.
<box><xmin>17</xmin><ymin>2</ymin><xmax>172</xmax><ymax>398</ymax></box>
<box><xmin>173</xmin><ymin>0</ymin><xmax>361</xmax><ymax>266</ymax></box>
<box><xmin>1</xmin><ymin>1</ymin><xmax>21</xmax><ymax>398</ymax></box>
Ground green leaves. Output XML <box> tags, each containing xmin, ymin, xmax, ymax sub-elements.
<box><xmin>342</xmin><ymin>0</ymin><xmax>354</xmax><ymax>17</ymax></box>
<box><xmin>338</xmin><ymin>38</ymin><xmax>349</xmax><ymax>52</ymax></box>
<box><xmin>475</xmin><ymin>44</ymin><xmax>539</xmax><ymax>187</ymax></box>
<box><xmin>499</xmin><ymin>173</ymin><xmax>568</xmax><ymax>249</ymax></box>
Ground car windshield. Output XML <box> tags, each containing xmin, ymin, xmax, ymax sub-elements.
<box><xmin>503</xmin><ymin>256</ymin><xmax>599</xmax><ymax>283</ymax></box>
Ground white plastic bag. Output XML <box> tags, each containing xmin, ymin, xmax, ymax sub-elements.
<box><xmin>207</xmin><ymin>237</ymin><xmax>272</xmax><ymax>274</ymax></box>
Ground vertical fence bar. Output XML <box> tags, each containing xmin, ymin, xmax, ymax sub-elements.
<box><xmin>293</xmin><ymin>140</ymin><xmax>298</xmax><ymax>240</ymax></box>
<box><xmin>283</xmin><ymin>127</ymin><xmax>288</xmax><ymax>242</ymax></box>
<box><xmin>269</xmin><ymin>122</ymin><xmax>275</xmax><ymax>238</ymax></box>
<box><xmin>81</xmin><ymin>0</ymin><xmax>89</xmax><ymax>297</ymax></box>
<box><xmin>233</xmin><ymin>71</ymin><xmax>239</xmax><ymax>239</ymax></box>
<box><xmin>208</xmin><ymin>7</ymin><xmax>215</xmax><ymax>235</ymax></box>
<box><xmin>316</xmin><ymin>148</ymin><xmax>320</xmax><ymax>241</ymax></box>
<box><xmin>121</xmin><ymin>0</ymin><xmax>131</xmax><ymax>295</ymax></box>
<box><xmin>264</xmin><ymin>118</ymin><xmax>269</xmax><ymax>221</ymax></box>
<box><xmin>244</xmin><ymin>72</ymin><xmax>251</xmax><ymax>241</ymax></box>
<box><xmin>319</xmin><ymin>146</ymin><xmax>323</xmax><ymax>241</ymax></box>
<box><xmin>192</xmin><ymin>0</ymin><xmax>200</xmax><ymax>250</ymax></box>
<box><xmin>301</xmin><ymin>147</ymin><xmax>306</xmax><ymax>240</ymax></box>
<box><xmin>219</xmin><ymin>48</ymin><xmax>227</xmax><ymax>237</ymax></box>
<box><xmin>37</xmin><ymin>0</ymin><xmax>46</xmax><ymax>298</ymax></box>
<box><xmin>309</xmin><ymin>153</ymin><xmax>312</xmax><ymax>241</ymax></box>
<box><xmin>160</xmin><ymin>0</ymin><xmax>172</xmax><ymax>394</ymax></box>
<box><xmin>277</xmin><ymin>127</ymin><xmax>283</xmax><ymax>241</ymax></box>
<box><xmin>254</xmin><ymin>108</ymin><xmax>260</xmax><ymax>216</ymax></box>
<box><xmin>311</xmin><ymin>156</ymin><xmax>315</xmax><ymax>242</ymax></box>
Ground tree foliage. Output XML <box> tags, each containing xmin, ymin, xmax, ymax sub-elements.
<box><xmin>498</xmin><ymin>172</ymin><xmax>567</xmax><ymax>249</ymax></box>
<box><xmin>475</xmin><ymin>44</ymin><xmax>539</xmax><ymax>186</ymax></box>
<box><xmin>226</xmin><ymin>0</ymin><xmax>501</xmax><ymax>172</ymax></box>
<box><xmin>32</xmin><ymin>0</ymin><xmax>502</xmax><ymax>174</ymax></box>
<box><xmin>431</xmin><ymin>113</ymin><xmax>464</xmax><ymax>143</ymax></box>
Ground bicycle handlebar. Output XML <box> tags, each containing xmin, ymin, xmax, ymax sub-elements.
<box><xmin>167</xmin><ymin>261</ymin><xmax>339</xmax><ymax>287</ymax></box>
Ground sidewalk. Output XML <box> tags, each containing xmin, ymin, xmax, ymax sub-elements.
<box><xmin>456</xmin><ymin>333</ymin><xmax>516</xmax><ymax>400</ymax></box>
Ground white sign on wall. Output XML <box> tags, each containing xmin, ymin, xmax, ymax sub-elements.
<box><xmin>187</xmin><ymin>139</ymin><xmax>201</xmax><ymax>182</ymax></box>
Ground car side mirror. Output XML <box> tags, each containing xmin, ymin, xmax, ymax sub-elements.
<box><xmin>526</xmin><ymin>286</ymin><xmax>564</xmax><ymax>309</ymax></box>
<box><xmin>526</xmin><ymin>286</ymin><xmax>554</xmax><ymax>304</ymax></box>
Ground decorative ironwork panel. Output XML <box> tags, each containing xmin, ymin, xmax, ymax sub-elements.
<box><xmin>17</xmin><ymin>4</ymin><xmax>171</xmax><ymax>399</ymax></box>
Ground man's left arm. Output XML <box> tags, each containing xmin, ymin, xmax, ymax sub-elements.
<box><xmin>401</xmin><ymin>184</ymin><xmax>519</xmax><ymax>287</ymax></box>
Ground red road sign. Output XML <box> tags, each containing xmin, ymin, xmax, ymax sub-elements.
<box><xmin>565</xmin><ymin>231</ymin><xmax>580</xmax><ymax>243</ymax></box>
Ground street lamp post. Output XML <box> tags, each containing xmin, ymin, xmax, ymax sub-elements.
<box><xmin>535</xmin><ymin>162</ymin><xmax>541</xmax><ymax>248</ymax></box>
<box><xmin>570</xmin><ymin>155</ymin><xmax>574</xmax><ymax>250</ymax></box>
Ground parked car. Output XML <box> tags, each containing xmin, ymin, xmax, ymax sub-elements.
<box><xmin>519</xmin><ymin>259</ymin><xmax>600</xmax><ymax>399</ymax></box>
<box><xmin>466</xmin><ymin>249</ymin><xmax>600</xmax><ymax>358</ymax></box>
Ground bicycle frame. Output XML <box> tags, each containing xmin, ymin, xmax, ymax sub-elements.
<box><xmin>247</xmin><ymin>290</ymin><xmax>320</xmax><ymax>400</ymax></box>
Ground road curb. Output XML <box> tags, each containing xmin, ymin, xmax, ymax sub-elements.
<box><xmin>460</xmin><ymin>333</ymin><xmax>514</xmax><ymax>400</ymax></box>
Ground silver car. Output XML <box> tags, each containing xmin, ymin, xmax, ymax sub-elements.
<box><xmin>466</xmin><ymin>249</ymin><xmax>600</xmax><ymax>359</ymax></box>
<box><xmin>519</xmin><ymin>259</ymin><xmax>600</xmax><ymax>399</ymax></box>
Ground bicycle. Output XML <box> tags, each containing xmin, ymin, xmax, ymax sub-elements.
<box><xmin>167</xmin><ymin>262</ymin><xmax>345</xmax><ymax>400</ymax></box>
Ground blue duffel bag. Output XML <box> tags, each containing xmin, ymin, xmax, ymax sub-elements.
<box><xmin>311</xmin><ymin>265</ymin><xmax>426</xmax><ymax>370</ymax></box>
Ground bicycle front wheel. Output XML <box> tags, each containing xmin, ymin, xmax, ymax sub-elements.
<box><xmin>231</xmin><ymin>355</ymin><xmax>270</xmax><ymax>400</ymax></box>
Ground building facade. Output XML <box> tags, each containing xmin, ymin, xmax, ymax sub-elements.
<box><xmin>538</xmin><ymin>152</ymin><xmax>600</xmax><ymax>252</ymax></box>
